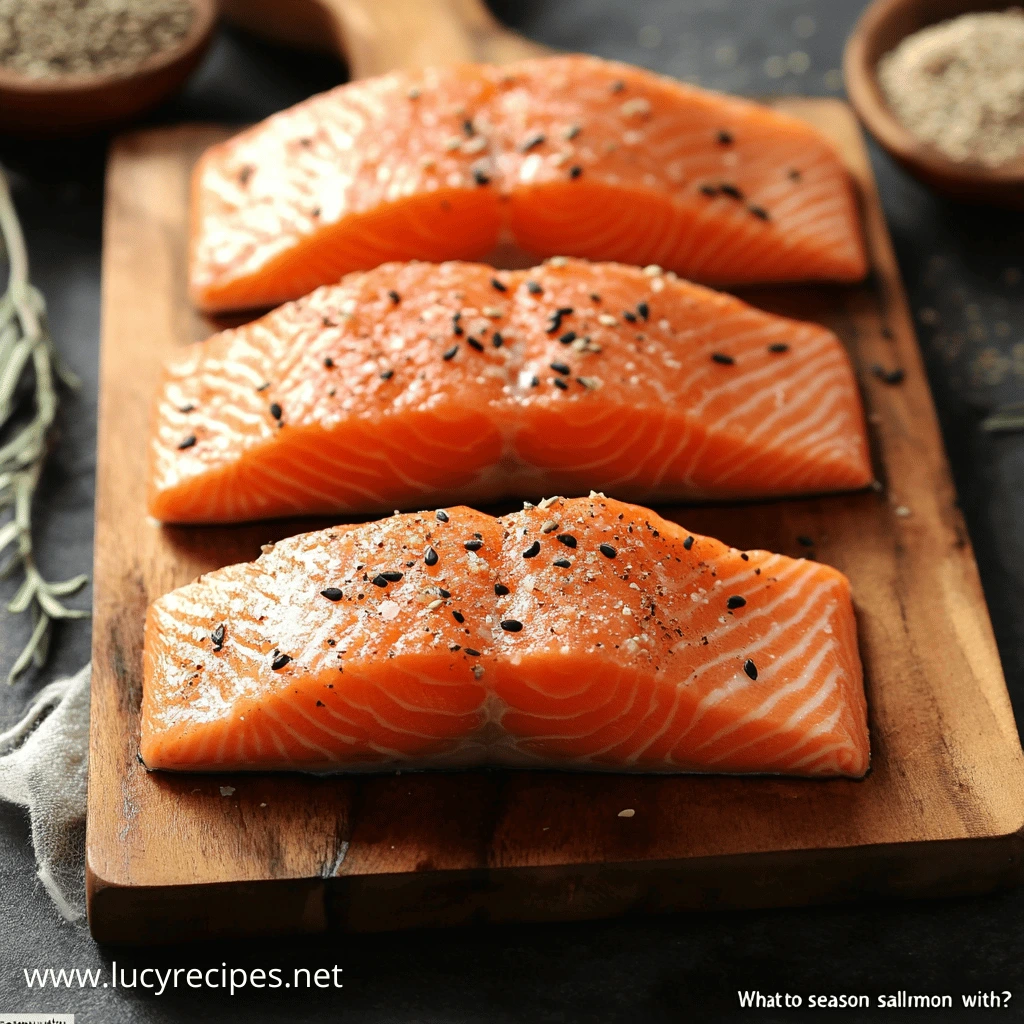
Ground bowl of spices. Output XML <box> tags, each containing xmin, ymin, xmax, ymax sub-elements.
<box><xmin>0</xmin><ymin>0</ymin><xmax>217</xmax><ymax>136</ymax></box>
<box><xmin>844</xmin><ymin>0</ymin><xmax>1024</xmax><ymax>207</ymax></box>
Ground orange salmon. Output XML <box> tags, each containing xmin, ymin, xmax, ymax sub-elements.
<box><xmin>150</xmin><ymin>259</ymin><xmax>872</xmax><ymax>523</ymax></box>
<box><xmin>140</xmin><ymin>496</ymin><xmax>869</xmax><ymax>777</ymax></box>
<box><xmin>190</xmin><ymin>55</ymin><xmax>867</xmax><ymax>313</ymax></box>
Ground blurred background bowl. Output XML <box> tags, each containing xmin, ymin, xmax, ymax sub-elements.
<box><xmin>844</xmin><ymin>0</ymin><xmax>1024</xmax><ymax>208</ymax></box>
<box><xmin>0</xmin><ymin>0</ymin><xmax>218</xmax><ymax>137</ymax></box>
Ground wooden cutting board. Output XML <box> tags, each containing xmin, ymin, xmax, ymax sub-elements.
<box><xmin>86</xmin><ymin>100</ymin><xmax>1024</xmax><ymax>944</ymax></box>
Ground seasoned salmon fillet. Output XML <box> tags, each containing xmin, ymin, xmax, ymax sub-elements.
<box><xmin>150</xmin><ymin>259</ymin><xmax>872</xmax><ymax>523</ymax></box>
<box><xmin>140</xmin><ymin>496</ymin><xmax>869</xmax><ymax>777</ymax></box>
<box><xmin>190</xmin><ymin>55</ymin><xmax>867</xmax><ymax>313</ymax></box>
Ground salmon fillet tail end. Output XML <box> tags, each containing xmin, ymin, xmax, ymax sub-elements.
<box><xmin>139</xmin><ymin>497</ymin><xmax>869</xmax><ymax>779</ymax></box>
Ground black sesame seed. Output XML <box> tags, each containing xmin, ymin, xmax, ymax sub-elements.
<box><xmin>711</xmin><ymin>353</ymin><xmax>735</xmax><ymax>365</ymax></box>
<box><xmin>529</xmin><ymin>375</ymin><xmax>539</xmax><ymax>387</ymax></box>
<box><xmin>699</xmin><ymin>183</ymin><xmax>719</xmax><ymax>197</ymax></box>
<box><xmin>743</xmin><ymin>659</ymin><xmax>758</xmax><ymax>680</ymax></box>
<box><xmin>683</xmin><ymin>536</ymin><xmax>694</xmax><ymax>550</ymax></box>
<box><xmin>270</xmin><ymin>402</ymin><xmax>283</xmax><ymax>420</ymax></box>
<box><xmin>550</xmin><ymin>361</ymin><xmax>571</xmax><ymax>375</ymax></box>
<box><xmin>623</xmin><ymin>311</ymin><xmax>637</xmax><ymax>323</ymax></box>
<box><xmin>372</xmin><ymin>574</ymin><xmax>389</xmax><ymax>588</ymax></box>
<box><xmin>748</xmin><ymin>204</ymin><xmax>770</xmax><ymax>221</ymax></box>
<box><xmin>320</xmin><ymin>588</ymin><xmax>343</xmax><ymax>601</ymax></box>
<box><xmin>211</xmin><ymin>624</ymin><xmax>226</xmax><ymax>648</ymax></box>
<box><xmin>727</xmin><ymin>595</ymin><xmax>747</xmax><ymax>610</ymax></box>
<box><xmin>719</xmin><ymin>183</ymin><xmax>743</xmax><ymax>200</ymax></box>
<box><xmin>797</xmin><ymin>535</ymin><xmax>814</xmax><ymax>547</ymax></box>
<box><xmin>519</xmin><ymin>132</ymin><xmax>546</xmax><ymax>152</ymax></box>
<box><xmin>553</xmin><ymin>558</ymin><xmax>571</xmax><ymax>568</ymax></box>
<box><xmin>463</xmin><ymin>648</ymin><xmax>481</xmax><ymax>657</ymax></box>
<box><xmin>271</xmin><ymin>653</ymin><xmax>291</xmax><ymax>670</ymax></box>
<box><xmin>491</xmin><ymin>277</ymin><xmax>507</xmax><ymax>292</ymax></box>
<box><xmin>610</xmin><ymin>79</ymin><xmax>625</xmax><ymax>93</ymax></box>
<box><xmin>872</xmin><ymin>364</ymin><xmax>905</xmax><ymax>385</ymax></box>
<box><xmin>178</xmin><ymin>403</ymin><xmax>195</xmax><ymax>413</ymax></box>
<box><xmin>472</xmin><ymin>168</ymin><xmax>490</xmax><ymax>185</ymax></box>
<box><xmin>494</xmin><ymin>583</ymin><xmax>510</xmax><ymax>596</ymax></box>
<box><xmin>717</xmin><ymin>129</ymin><xmax>734</xmax><ymax>145</ymax></box>
<box><xmin>556</xmin><ymin>533</ymin><xmax>577</xmax><ymax>548</ymax></box>
<box><xmin>437</xmin><ymin>588</ymin><xmax>451</xmax><ymax>598</ymax></box>
<box><xmin>547</xmin><ymin>308</ymin><xmax>573</xmax><ymax>333</ymax></box>
<box><xmin>500</xmin><ymin>619</ymin><xmax>523</xmax><ymax>632</ymax></box>
<box><xmin>464</xmin><ymin>539</ymin><xmax>484</xmax><ymax>551</ymax></box>
<box><xmin>768</xmin><ymin>343</ymin><xmax>790</xmax><ymax>354</ymax></box>
<box><xmin>311</xmin><ymin>206</ymin><xmax>320</xmax><ymax>218</ymax></box>
<box><xmin>381</xmin><ymin>571</ymin><xmax>404</xmax><ymax>582</ymax></box>
<box><xmin>436</xmin><ymin>509</ymin><xmax>449</xmax><ymax>522</ymax></box>
<box><xmin>569</xmin><ymin>165</ymin><xmax>583</xmax><ymax>179</ymax></box>
<box><xmin>492</xmin><ymin>332</ymin><xmax>504</xmax><ymax>348</ymax></box>
<box><xmin>599</xmin><ymin>543</ymin><xmax>617</xmax><ymax>558</ymax></box>
<box><xmin>424</xmin><ymin>546</ymin><xmax>439</xmax><ymax>566</ymax></box>
<box><xmin>523</xmin><ymin>541</ymin><xmax>541</xmax><ymax>558</ymax></box>
<box><xmin>256</xmin><ymin>381</ymin><xmax>270</xmax><ymax>391</ymax></box>
<box><xmin>177</xmin><ymin>434</ymin><xmax>196</xmax><ymax>450</ymax></box>
<box><xmin>552</xmin><ymin>377</ymin><xmax>568</xmax><ymax>390</ymax></box>
<box><xmin>467</xmin><ymin>336</ymin><xmax>484</xmax><ymax>352</ymax></box>
<box><xmin>636</xmin><ymin>301</ymin><xmax>649</xmax><ymax>321</ymax></box>
<box><xmin>443</xmin><ymin>344</ymin><xmax>459</xmax><ymax>361</ymax></box>
<box><xmin>323</xmin><ymin>356</ymin><xmax>334</xmax><ymax>368</ymax></box>
<box><xmin>238</xmin><ymin>165</ymin><xmax>253</xmax><ymax>185</ymax></box>
<box><xmin>527</xmin><ymin>280</ymin><xmax>543</xmax><ymax>295</ymax></box>
<box><xmin>452</xmin><ymin>610</ymin><xmax>465</xmax><ymax>623</ymax></box>
<box><xmin>559</xmin><ymin>331</ymin><xmax>577</xmax><ymax>344</ymax></box>
<box><xmin>463</xmin><ymin>117</ymin><xmax>475</xmax><ymax>135</ymax></box>
<box><xmin>379</xmin><ymin>368</ymin><xmax>394</xmax><ymax>380</ymax></box>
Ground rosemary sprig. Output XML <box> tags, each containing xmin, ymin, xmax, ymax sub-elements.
<box><xmin>0</xmin><ymin>164</ymin><xmax>88</xmax><ymax>684</ymax></box>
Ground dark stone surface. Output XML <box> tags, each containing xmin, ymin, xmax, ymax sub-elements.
<box><xmin>1</xmin><ymin>1</ymin><xmax>1022</xmax><ymax>1020</ymax></box>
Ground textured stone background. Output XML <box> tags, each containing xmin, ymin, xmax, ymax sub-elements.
<box><xmin>1</xmin><ymin>1</ymin><xmax>1022</xmax><ymax>1020</ymax></box>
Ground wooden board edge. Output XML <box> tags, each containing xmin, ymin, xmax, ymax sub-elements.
<box><xmin>88</xmin><ymin>827</ymin><xmax>1024</xmax><ymax>943</ymax></box>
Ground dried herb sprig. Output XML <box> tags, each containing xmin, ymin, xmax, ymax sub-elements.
<box><xmin>0</xmin><ymin>165</ymin><xmax>87</xmax><ymax>683</ymax></box>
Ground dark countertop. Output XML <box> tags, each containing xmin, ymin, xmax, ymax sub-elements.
<box><xmin>1</xmin><ymin>1</ymin><xmax>1023</xmax><ymax>1020</ymax></box>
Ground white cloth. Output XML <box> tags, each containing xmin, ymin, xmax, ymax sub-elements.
<box><xmin>0</xmin><ymin>665</ymin><xmax>90</xmax><ymax>922</ymax></box>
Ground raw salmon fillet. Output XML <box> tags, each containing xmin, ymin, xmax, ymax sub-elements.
<box><xmin>190</xmin><ymin>55</ymin><xmax>867</xmax><ymax>313</ymax></box>
<box><xmin>140</xmin><ymin>496</ymin><xmax>869</xmax><ymax>777</ymax></box>
<box><xmin>150</xmin><ymin>259</ymin><xmax>872</xmax><ymax>523</ymax></box>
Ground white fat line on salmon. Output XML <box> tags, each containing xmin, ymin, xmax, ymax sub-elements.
<box><xmin>706</xmin><ymin>667</ymin><xmax>845</xmax><ymax>767</ymax></box>
<box><xmin>668</xmin><ymin>578</ymin><xmax>840</xmax><ymax>740</ymax></box>
<box><xmin>692</xmin><ymin>639</ymin><xmax>838</xmax><ymax>755</ymax></box>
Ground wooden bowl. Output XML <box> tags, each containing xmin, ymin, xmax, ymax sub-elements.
<box><xmin>0</xmin><ymin>0</ymin><xmax>218</xmax><ymax>137</ymax></box>
<box><xmin>844</xmin><ymin>0</ymin><xmax>1024</xmax><ymax>207</ymax></box>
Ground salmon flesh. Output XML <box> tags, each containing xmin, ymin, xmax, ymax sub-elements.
<box><xmin>140</xmin><ymin>496</ymin><xmax>869</xmax><ymax>777</ymax></box>
<box><xmin>190</xmin><ymin>55</ymin><xmax>867</xmax><ymax>313</ymax></box>
<box><xmin>150</xmin><ymin>259</ymin><xmax>872</xmax><ymax>523</ymax></box>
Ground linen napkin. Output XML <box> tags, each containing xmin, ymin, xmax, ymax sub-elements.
<box><xmin>0</xmin><ymin>665</ymin><xmax>90</xmax><ymax>922</ymax></box>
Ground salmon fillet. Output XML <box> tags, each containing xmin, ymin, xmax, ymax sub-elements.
<box><xmin>150</xmin><ymin>259</ymin><xmax>872</xmax><ymax>523</ymax></box>
<box><xmin>140</xmin><ymin>496</ymin><xmax>869</xmax><ymax>777</ymax></box>
<box><xmin>190</xmin><ymin>55</ymin><xmax>867</xmax><ymax>313</ymax></box>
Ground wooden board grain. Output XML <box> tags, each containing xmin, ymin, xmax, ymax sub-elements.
<box><xmin>87</xmin><ymin>101</ymin><xmax>1024</xmax><ymax>944</ymax></box>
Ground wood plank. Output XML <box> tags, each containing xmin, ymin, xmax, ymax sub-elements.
<box><xmin>86</xmin><ymin>101</ymin><xmax>1024</xmax><ymax>944</ymax></box>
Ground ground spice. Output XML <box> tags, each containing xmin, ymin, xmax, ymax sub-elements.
<box><xmin>878</xmin><ymin>9</ymin><xmax>1024</xmax><ymax>167</ymax></box>
<box><xmin>0</xmin><ymin>0</ymin><xmax>195</xmax><ymax>79</ymax></box>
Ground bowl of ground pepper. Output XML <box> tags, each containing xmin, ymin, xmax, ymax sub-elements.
<box><xmin>844</xmin><ymin>0</ymin><xmax>1024</xmax><ymax>207</ymax></box>
<box><xmin>0</xmin><ymin>0</ymin><xmax>217</xmax><ymax>136</ymax></box>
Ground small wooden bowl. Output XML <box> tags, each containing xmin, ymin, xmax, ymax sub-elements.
<box><xmin>844</xmin><ymin>0</ymin><xmax>1024</xmax><ymax>208</ymax></box>
<box><xmin>0</xmin><ymin>0</ymin><xmax>218</xmax><ymax>137</ymax></box>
